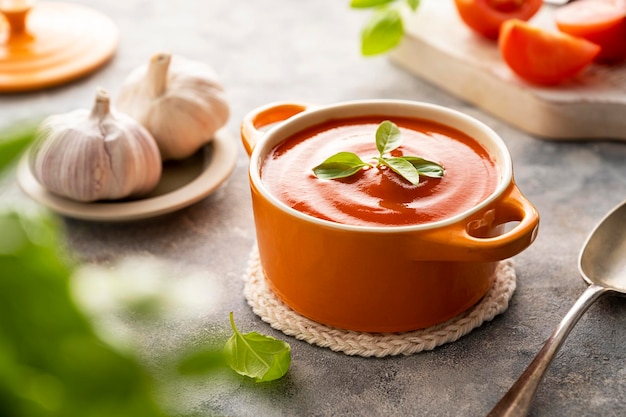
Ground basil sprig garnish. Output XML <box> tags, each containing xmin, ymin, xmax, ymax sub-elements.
<box><xmin>312</xmin><ymin>120</ymin><xmax>444</xmax><ymax>186</ymax></box>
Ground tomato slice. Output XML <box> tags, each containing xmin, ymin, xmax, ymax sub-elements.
<box><xmin>555</xmin><ymin>0</ymin><xmax>626</xmax><ymax>63</ymax></box>
<box><xmin>453</xmin><ymin>0</ymin><xmax>543</xmax><ymax>39</ymax></box>
<box><xmin>499</xmin><ymin>19</ymin><xmax>601</xmax><ymax>85</ymax></box>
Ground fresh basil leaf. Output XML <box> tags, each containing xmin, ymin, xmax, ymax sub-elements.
<box><xmin>224</xmin><ymin>312</ymin><xmax>291</xmax><ymax>382</ymax></box>
<box><xmin>375</xmin><ymin>120</ymin><xmax>402</xmax><ymax>156</ymax></box>
<box><xmin>402</xmin><ymin>156</ymin><xmax>445</xmax><ymax>177</ymax></box>
<box><xmin>361</xmin><ymin>7</ymin><xmax>404</xmax><ymax>56</ymax></box>
<box><xmin>381</xmin><ymin>157</ymin><xmax>421</xmax><ymax>185</ymax></box>
<box><xmin>312</xmin><ymin>151</ymin><xmax>369</xmax><ymax>180</ymax></box>
<box><xmin>406</xmin><ymin>0</ymin><xmax>420</xmax><ymax>12</ymax></box>
<box><xmin>350</xmin><ymin>0</ymin><xmax>395</xmax><ymax>8</ymax></box>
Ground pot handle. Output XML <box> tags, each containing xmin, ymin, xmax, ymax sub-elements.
<box><xmin>241</xmin><ymin>102</ymin><xmax>309</xmax><ymax>156</ymax></box>
<box><xmin>421</xmin><ymin>183</ymin><xmax>539</xmax><ymax>261</ymax></box>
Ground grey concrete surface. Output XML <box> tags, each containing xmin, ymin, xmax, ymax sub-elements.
<box><xmin>1</xmin><ymin>1</ymin><xmax>625</xmax><ymax>416</ymax></box>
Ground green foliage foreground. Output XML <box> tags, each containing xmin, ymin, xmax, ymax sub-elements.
<box><xmin>0</xmin><ymin>127</ymin><xmax>168</xmax><ymax>417</ymax></box>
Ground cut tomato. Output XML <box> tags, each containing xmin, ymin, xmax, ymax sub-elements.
<box><xmin>499</xmin><ymin>19</ymin><xmax>601</xmax><ymax>85</ymax></box>
<box><xmin>453</xmin><ymin>0</ymin><xmax>543</xmax><ymax>39</ymax></box>
<box><xmin>555</xmin><ymin>0</ymin><xmax>626</xmax><ymax>63</ymax></box>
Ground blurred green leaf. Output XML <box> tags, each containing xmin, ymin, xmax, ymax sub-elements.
<box><xmin>0</xmin><ymin>122</ymin><xmax>38</xmax><ymax>174</ymax></box>
<box><xmin>0</xmin><ymin>121</ymin><xmax>170</xmax><ymax>417</ymax></box>
<box><xmin>406</xmin><ymin>0</ymin><xmax>419</xmax><ymax>11</ymax></box>
<box><xmin>350</xmin><ymin>0</ymin><xmax>395</xmax><ymax>8</ymax></box>
<box><xmin>361</xmin><ymin>6</ymin><xmax>404</xmax><ymax>56</ymax></box>
<box><xmin>0</xmin><ymin>210</ymin><xmax>170</xmax><ymax>417</ymax></box>
<box><xmin>177</xmin><ymin>344</ymin><xmax>228</xmax><ymax>376</ymax></box>
<box><xmin>351</xmin><ymin>0</ymin><xmax>421</xmax><ymax>55</ymax></box>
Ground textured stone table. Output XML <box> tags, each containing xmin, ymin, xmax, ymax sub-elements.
<box><xmin>1</xmin><ymin>1</ymin><xmax>625</xmax><ymax>416</ymax></box>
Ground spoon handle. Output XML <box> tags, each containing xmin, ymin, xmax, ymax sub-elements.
<box><xmin>487</xmin><ymin>284</ymin><xmax>607</xmax><ymax>417</ymax></box>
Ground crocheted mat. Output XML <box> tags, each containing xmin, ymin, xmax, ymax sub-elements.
<box><xmin>243</xmin><ymin>247</ymin><xmax>516</xmax><ymax>357</ymax></box>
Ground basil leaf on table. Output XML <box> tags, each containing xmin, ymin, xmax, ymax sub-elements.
<box><xmin>224</xmin><ymin>312</ymin><xmax>291</xmax><ymax>382</ymax></box>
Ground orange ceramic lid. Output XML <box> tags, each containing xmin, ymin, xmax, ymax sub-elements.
<box><xmin>0</xmin><ymin>1</ymin><xmax>118</xmax><ymax>92</ymax></box>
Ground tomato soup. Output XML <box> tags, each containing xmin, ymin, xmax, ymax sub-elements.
<box><xmin>261</xmin><ymin>116</ymin><xmax>499</xmax><ymax>227</ymax></box>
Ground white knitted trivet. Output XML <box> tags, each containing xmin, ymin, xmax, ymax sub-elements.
<box><xmin>243</xmin><ymin>247</ymin><xmax>516</xmax><ymax>357</ymax></box>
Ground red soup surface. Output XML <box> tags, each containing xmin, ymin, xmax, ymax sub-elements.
<box><xmin>261</xmin><ymin>116</ymin><xmax>499</xmax><ymax>227</ymax></box>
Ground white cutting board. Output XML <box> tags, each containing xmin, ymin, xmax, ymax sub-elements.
<box><xmin>389</xmin><ymin>0</ymin><xmax>626</xmax><ymax>140</ymax></box>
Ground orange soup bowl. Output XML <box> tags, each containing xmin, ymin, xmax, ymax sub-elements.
<box><xmin>241</xmin><ymin>100</ymin><xmax>539</xmax><ymax>333</ymax></box>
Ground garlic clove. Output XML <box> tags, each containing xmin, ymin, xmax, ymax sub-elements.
<box><xmin>116</xmin><ymin>52</ymin><xmax>230</xmax><ymax>160</ymax></box>
<box><xmin>29</xmin><ymin>88</ymin><xmax>163</xmax><ymax>203</ymax></box>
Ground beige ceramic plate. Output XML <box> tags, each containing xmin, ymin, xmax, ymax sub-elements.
<box><xmin>17</xmin><ymin>128</ymin><xmax>238</xmax><ymax>221</ymax></box>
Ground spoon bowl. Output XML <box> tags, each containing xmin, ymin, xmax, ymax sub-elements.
<box><xmin>580</xmin><ymin>202</ymin><xmax>626</xmax><ymax>294</ymax></box>
<box><xmin>488</xmin><ymin>200</ymin><xmax>626</xmax><ymax>417</ymax></box>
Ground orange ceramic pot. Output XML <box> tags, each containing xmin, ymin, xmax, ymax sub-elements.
<box><xmin>241</xmin><ymin>100</ymin><xmax>539</xmax><ymax>333</ymax></box>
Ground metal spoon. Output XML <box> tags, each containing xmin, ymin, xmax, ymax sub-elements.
<box><xmin>487</xmin><ymin>200</ymin><xmax>626</xmax><ymax>417</ymax></box>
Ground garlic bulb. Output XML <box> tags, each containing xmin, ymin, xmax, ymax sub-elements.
<box><xmin>29</xmin><ymin>88</ymin><xmax>162</xmax><ymax>203</ymax></box>
<box><xmin>116</xmin><ymin>52</ymin><xmax>230</xmax><ymax>160</ymax></box>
